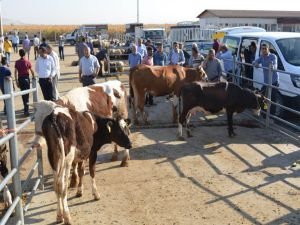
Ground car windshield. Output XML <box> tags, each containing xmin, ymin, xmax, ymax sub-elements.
<box><xmin>276</xmin><ymin>38</ymin><xmax>300</xmax><ymax>66</ymax></box>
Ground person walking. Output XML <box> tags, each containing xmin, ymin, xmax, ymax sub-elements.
<box><xmin>14</xmin><ymin>49</ymin><xmax>35</xmax><ymax>116</ymax></box>
<box><xmin>58</xmin><ymin>35</ymin><xmax>65</xmax><ymax>60</ymax></box>
<box><xmin>33</xmin><ymin>34</ymin><xmax>40</xmax><ymax>60</ymax></box>
<box><xmin>4</xmin><ymin>37</ymin><xmax>12</xmax><ymax>65</ymax></box>
<box><xmin>11</xmin><ymin>33</ymin><xmax>19</xmax><ymax>53</ymax></box>
<box><xmin>79</xmin><ymin>47</ymin><xmax>100</xmax><ymax>86</ymax></box>
<box><xmin>0</xmin><ymin>57</ymin><xmax>12</xmax><ymax>114</ymax></box>
<box><xmin>46</xmin><ymin>45</ymin><xmax>60</xmax><ymax>100</ymax></box>
<box><xmin>35</xmin><ymin>46</ymin><xmax>55</xmax><ymax>101</ymax></box>
<box><xmin>22</xmin><ymin>35</ymin><xmax>31</xmax><ymax>60</ymax></box>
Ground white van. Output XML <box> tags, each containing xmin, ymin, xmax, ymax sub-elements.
<box><xmin>222</xmin><ymin>32</ymin><xmax>300</xmax><ymax>116</ymax></box>
<box><xmin>213</xmin><ymin>26</ymin><xmax>266</xmax><ymax>42</ymax></box>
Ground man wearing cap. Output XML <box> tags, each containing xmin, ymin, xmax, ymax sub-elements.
<box><xmin>79</xmin><ymin>46</ymin><xmax>100</xmax><ymax>86</ymax></box>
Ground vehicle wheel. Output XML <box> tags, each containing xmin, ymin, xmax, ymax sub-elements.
<box><xmin>70</xmin><ymin>40</ymin><xmax>76</xmax><ymax>45</ymax></box>
<box><xmin>270</xmin><ymin>91</ymin><xmax>285</xmax><ymax>117</ymax></box>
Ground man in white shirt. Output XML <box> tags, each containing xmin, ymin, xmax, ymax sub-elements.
<box><xmin>137</xmin><ymin>38</ymin><xmax>147</xmax><ymax>58</ymax></box>
<box><xmin>33</xmin><ymin>35</ymin><xmax>40</xmax><ymax>60</ymax></box>
<box><xmin>79</xmin><ymin>46</ymin><xmax>100</xmax><ymax>86</ymax></box>
<box><xmin>35</xmin><ymin>46</ymin><xmax>55</xmax><ymax>101</ymax></box>
<box><xmin>46</xmin><ymin>45</ymin><xmax>60</xmax><ymax>100</ymax></box>
<box><xmin>11</xmin><ymin>33</ymin><xmax>19</xmax><ymax>53</ymax></box>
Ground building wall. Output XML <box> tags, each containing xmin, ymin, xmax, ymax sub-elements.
<box><xmin>199</xmin><ymin>17</ymin><xmax>278</xmax><ymax>31</ymax></box>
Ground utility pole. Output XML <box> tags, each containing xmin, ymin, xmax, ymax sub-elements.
<box><xmin>0</xmin><ymin>0</ymin><xmax>3</xmax><ymax>36</ymax></box>
<box><xmin>137</xmin><ymin>0</ymin><xmax>139</xmax><ymax>23</ymax></box>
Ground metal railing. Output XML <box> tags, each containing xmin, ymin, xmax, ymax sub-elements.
<box><xmin>224</xmin><ymin>56</ymin><xmax>300</xmax><ymax>140</ymax></box>
<box><xmin>0</xmin><ymin>78</ymin><xmax>43</xmax><ymax>225</ymax></box>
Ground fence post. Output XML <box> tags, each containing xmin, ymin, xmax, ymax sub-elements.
<box><xmin>265</xmin><ymin>64</ymin><xmax>273</xmax><ymax>127</ymax></box>
<box><xmin>32</xmin><ymin>78</ymin><xmax>44</xmax><ymax>191</ymax></box>
<box><xmin>4</xmin><ymin>78</ymin><xmax>24</xmax><ymax>225</ymax></box>
<box><xmin>232</xmin><ymin>56</ymin><xmax>236</xmax><ymax>84</ymax></box>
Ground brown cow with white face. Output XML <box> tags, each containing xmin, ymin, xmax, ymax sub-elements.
<box><xmin>35</xmin><ymin>100</ymin><xmax>132</xmax><ymax>225</ymax></box>
<box><xmin>130</xmin><ymin>64</ymin><xmax>207</xmax><ymax>125</ymax></box>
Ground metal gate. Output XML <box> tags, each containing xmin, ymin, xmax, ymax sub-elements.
<box><xmin>0</xmin><ymin>78</ymin><xmax>43</xmax><ymax>225</ymax></box>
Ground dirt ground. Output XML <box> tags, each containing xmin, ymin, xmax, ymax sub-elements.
<box><xmin>1</xmin><ymin>46</ymin><xmax>300</xmax><ymax>225</ymax></box>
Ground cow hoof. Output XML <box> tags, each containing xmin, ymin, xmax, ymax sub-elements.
<box><xmin>56</xmin><ymin>215</ymin><xmax>64</xmax><ymax>224</ymax></box>
<box><xmin>111</xmin><ymin>154</ymin><xmax>118</xmax><ymax>162</ymax></box>
<box><xmin>120</xmin><ymin>161</ymin><xmax>129</xmax><ymax>167</ymax></box>
<box><xmin>177</xmin><ymin>136</ymin><xmax>185</xmax><ymax>141</ymax></box>
<box><xmin>94</xmin><ymin>193</ymin><xmax>100</xmax><ymax>201</ymax></box>
<box><xmin>76</xmin><ymin>191</ymin><xmax>82</xmax><ymax>198</ymax></box>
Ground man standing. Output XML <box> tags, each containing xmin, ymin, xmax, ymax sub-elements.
<box><xmin>95</xmin><ymin>46</ymin><xmax>108</xmax><ymax>77</ymax></box>
<box><xmin>76</xmin><ymin>36</ymin><xmax>88</xmax><ymax>60</ymax></box>
<box><xmin>137</xmin><ymin>38</ymin><xmax>147</xmax><ymax>58</ymax></box>
<box><xmin>12</xmin><ymin>33</ymin><xmax>19</xmax><ymax>53</ymax></box>
<box><xmin>33</xmin><ymin>35</ymin><xmax>40</xmax><ymax>60</ymax></box>
<box><xmin>79</xmin><ymin>47</ymin><xmax>100</xmax><ymax>86</ymax></box>
<box><xmin>22</xmin><ymin>35</ymin><xmax>31</xmax><ymax>60</ymax></box>
<box><xmin>218</xmin><ymin>45</ymin><xmax>233</xmax><ymax>79</ymax></box>
<box><xmin>153</xmin><ymin>43</ymin><xmax>167</xmax><ymax>66</ymax></box>
<box><xmin>58</xmin><ymin>35</ymin><xmax>65</xmax><ymax>60</ymax></box>
<box><xmin>14</xmin><ymin>49</ymin><xmax>35</xmax><ymax>116</ymax></box>
<box><xmin>128</xmin><ymin>44</ymin><xmax>142</xmax><ymax>69</ymax></box>
<box><xmin>4</xmin><ymin>37</ymin><xmax>12</xmax><ymax>65</ymax></box>
<box><xmin>46</xmin><ymin>45</ymin><xmax>60</xmax><ymax>100</ymax></box>
<box><xmin>35</xmin><ymin>46</ymin><xmax>55</xmax><ymax>101</ymax></box>
<box><xmin>202</xmin><ymin>49</ymin><xmax>222</xmax><ymax>82</ymax></box>
<box><xmin>0</xmin><ymin>57</ymin><xmax>12</xmax><ymax>114</ymax></box>
<box><xmin>169</xmin><ymin>42</ymin><xmax>185</xmax><ymax>66</ymax></box>
<box><xmin>253</xmin><ymin>43</ymin><xmax>279</xmax><ymax>94</ymax></box>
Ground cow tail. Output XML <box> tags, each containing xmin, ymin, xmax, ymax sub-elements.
<box><xmin>51</xmin><ymin>113</ymin><xmax>65</xmax><ymax>191</ymax></box>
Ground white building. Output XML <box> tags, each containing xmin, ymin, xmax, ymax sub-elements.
<box><xmin>197</xmin><ymin>9</ymin><xmax>300</xmax><ymax>32</ymax></box>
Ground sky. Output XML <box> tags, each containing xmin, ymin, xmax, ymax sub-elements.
<box><xmin>2</xmin><ymin>0</ymin><xmax>300</xmax><ymax>25</ymax></box>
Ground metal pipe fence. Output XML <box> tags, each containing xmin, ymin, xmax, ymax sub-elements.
<box><xmin>223</xmin><ymin>56</ymin><xmax>300</xmax><ymax>138</ymax></box>
<box><xmin>0</xmin><ymin>78</ymin><xmax>43</xmax><ymax>225</ymax></box>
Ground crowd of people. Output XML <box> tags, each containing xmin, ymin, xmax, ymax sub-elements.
<box><xmin>0</xmin><ymin>32</ymin><xmax>65</xmax><ymax>116</ymax></box>
<box><xmin>0</xmin><ymin>31</ymin><xmax>279</xmax><ymax>114</ymax></box>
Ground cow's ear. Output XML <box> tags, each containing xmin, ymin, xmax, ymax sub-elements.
<box><xmin>113</xmin><ymin>88</ymin><xmax>121</xmax><ymax>99</ymax></box>
<box><xmin>106</xmin><ymin>121</ymin><xmax>113</xmax><ymax>133</ymax></box>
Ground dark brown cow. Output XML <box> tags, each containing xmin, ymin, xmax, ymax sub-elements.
<box><xmin>35</xmin><ymin>100</ymin><xmax>131</xmax><ymax>225</ymax></box>
<box><xmin>130</xmin><ymin>64</ymin><xmax>207</xmax><ymax>124</ymax></box>
<box><xmin>178</xmin><ymin>81</ymin><xmax>266</xmax><ymax>139</ymax></box>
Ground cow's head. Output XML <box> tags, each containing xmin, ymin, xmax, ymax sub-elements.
<box><xmin>103</xmin><ymin>118</ymin><xmax>132</xmax><ymax>149</ymax></box>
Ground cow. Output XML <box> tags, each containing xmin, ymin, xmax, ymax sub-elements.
<box><xmin>56</xmin><ymin>80</ymin><xmax>130</xmax><ymax>166</ymax></box>
<box><xmin>34</xmin><ymin>100</ymin><xmax>131</xmax><ymax>225</ymax></box>
<box><xmin>55</xmin><ymin>80</ymin><xmax>130</xmax><ymax>188</ymax></box>
<box><xmin>0</xmin><ymin>121</ymin><xmax>12</xmax><ymax>210</ymax></box>
<box><xmin>130</xmin><ymin>64</ymin><xmax>207</xmax><ymax>125</ymax></box>
<box><xmin>177</xmin><ymin>81</ymin><xmax>266</xmax><ymax>140</ymax></box>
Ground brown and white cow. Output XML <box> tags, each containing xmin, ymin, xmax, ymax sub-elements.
<box><xmin>56</xmin><ymin>80</ymin><xmax>130</xmax><ymax>166</ymax></box>
<box><xmin>178</xmin><ymin>81</ymin><xmax>266</xmax><ymax>139</ymax></box>
<box><xmin>34</xmin><ymin>100</ymin><xmax>131</xmax><ymax>225</ymax></box>
<box><xmin>130</xmin><ymin>64</ymin><xmax>207</xmax><ymax>125</ymax></box>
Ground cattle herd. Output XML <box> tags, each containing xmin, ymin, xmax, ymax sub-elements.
<box><xmin>27</xmin><ymin>65</ymin><xmax>267</xmax><ymax>224</ymax></box>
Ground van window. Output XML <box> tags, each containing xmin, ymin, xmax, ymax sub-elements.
<box><xmin>276</xmin><ymin>38</ymin><xmax>300</xmax><ymax>66</ymax></box>
<box><xmin>260</xmin><ymin>40</ymin><xmax>284</xmax><ymax>71</ymax></box>
<box><xmin>222</xmin><ymin>36</ymin><xmax>239</xmax><ymax>56</ymax></box>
